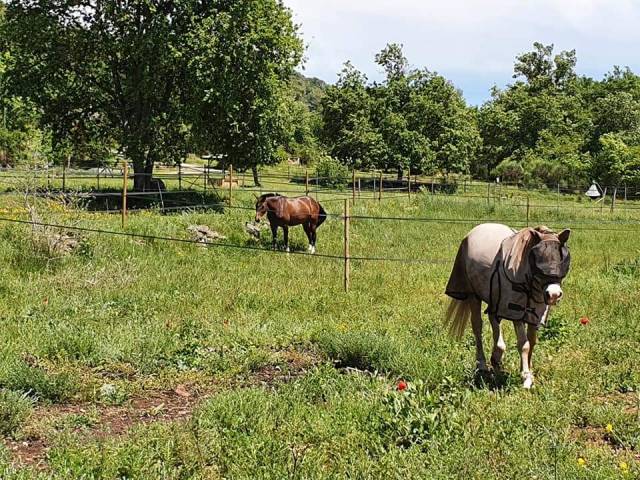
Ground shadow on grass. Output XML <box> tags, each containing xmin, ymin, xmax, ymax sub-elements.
<box><xmin>51</xmin><ymin>188</ymin><xmax>226</xmax><ymax>214</ymax></box>
<box><xmin>470</xmin><ymin>368</ymin><xmax>514</xmax><ymax>391</ymax></box>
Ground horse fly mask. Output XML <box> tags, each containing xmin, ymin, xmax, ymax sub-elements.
<box><xmin>487</xmin><ymin>230</ymin><xmax>571</xmax><ymax>328</ymax></box>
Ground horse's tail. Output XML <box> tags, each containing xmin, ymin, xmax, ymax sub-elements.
<box><xmin>445</xmin><ymin>297</ymin><xmax>474</xmax><ymax>340</ymax></box>
<box><xmin>317</xmin><ymin>203</ymin><xmax>327</xmax><ymax>227</ymax></box>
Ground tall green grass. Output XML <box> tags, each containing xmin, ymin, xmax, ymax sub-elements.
<box><xmin>0</xmin><ymin>170</ymin><xmax>638</xmax><ymax>478</ymax></box>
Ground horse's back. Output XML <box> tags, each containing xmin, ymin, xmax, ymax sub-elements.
<box><xmin>446</xmin><ymin>223</ymin><xmax>514</xmax><ymax>302</ymax></box>
<box><xmin>285</xmin><ymin>196</ymin><xmax>322</xmax><ymax>225</ymax></box>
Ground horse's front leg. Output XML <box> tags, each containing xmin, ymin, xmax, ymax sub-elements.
<box><xmin>515</xmin><ymin>321</ymin><xmax>534</xmax><ymax>389</ymax></box>
<box><xmin>489</xmin><ymin>314</ymin><xmax>506</xmax><ymax>371</ymax></box>
<box><xmin>527</xmin><ymin>323</ymin><xmax>537</xmax><ymax>373</ymax></box>
<box><xmin>283</xmin><ymin>225</ymin><xmax>290</xmax><ymax>253</ymax></box>
<box><xmin>270</xmin><ymin>223</ymin><xmax>278</xmax><ymax>250</ymax></box>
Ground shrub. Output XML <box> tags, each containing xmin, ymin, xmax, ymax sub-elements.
<box><xmin>315</xmin><ymin>156</ymin><xmax>349</xmax><ymax>189</ymax></box>
<box><xmin>314</xmin><ymin>330</ymin><xmax>397</xmax><ymax>372</ymax></box>
<box><xmin>0</xmin><ymin>389</ymin><xmax>33</xmax><ymax>437</ymax></box>
<box><xmin>2</xmin><ymin>360</ymin><xmax>78</xmax><ymax>403</ymax></box>
<box><xmin>379</xmin><ymin>377</ymin><xmax>468</xmax><ymax>449</ymax></box>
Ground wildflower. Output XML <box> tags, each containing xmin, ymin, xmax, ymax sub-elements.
<box><xmin>619</xmin><ymin>461</ymin><xmax>629</xmax><ymax>472</ymax></box>
<box><xmin>580</xmin><ymin>317</ymin><xmax>589</xmax><ymax>325</ymax></box>
<box><xmin>397</xmin><ymin>380</ymin><xmax>407</xmax><ymax>391</ymax></box>
<box><xmin>577</xmin><ymin>457</ymin><xmax>586</xmax><ymax>467</ymax></box>
<box><xmin>606</xmin><ymin>423</ymin><xmax>613</xmax><ymax>434</ymax></box>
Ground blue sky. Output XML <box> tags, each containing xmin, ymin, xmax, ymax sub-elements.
<box><xmin>283</xmin><ymin>0</ymin><xmax>640</xmax><ymax>105</ymax></box>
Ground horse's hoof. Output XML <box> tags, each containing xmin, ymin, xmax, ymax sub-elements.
<box><xmin>522</xmin><ymin>373</ymin><xmax>534</xmax><ymax>389</ymax></box>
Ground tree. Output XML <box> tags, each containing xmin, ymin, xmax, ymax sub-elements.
<box><xmin>478</xmin><ymin>42</ymin><xmax>590</xmax><ymax>185</ymax></box>
<box><xmin>186</xmin><ymin>0</ymin><xmax>303</xmax><ymax>186</ymax></box>
<box><xmin>322</xmin><ymin>46</ymin><xmax>479</xmax><ymax>178</ymax></box>
<box><xmin>0</xmin><ymin>5</ymin><xmax>50</xmax><ymax>167</ymax></box>
<box><xmin>4</xmin><ymin>0</ymin><xmax>302</xmax><ymax>189</ymax></box>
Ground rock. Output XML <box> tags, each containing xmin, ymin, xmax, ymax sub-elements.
<box><xmin>174</xmin><ymin>384</ymin><xmax>191</xmax><ymax>398</ymax></box>
<box><xmin>187</xmin><ymin>225</ymin><xmax>227</xmax><ymax>246</ymax></box>
<box><xmin>244</xmin><ymin>222</ymin><xmax>263</xmax><ymax>240</ymax></box>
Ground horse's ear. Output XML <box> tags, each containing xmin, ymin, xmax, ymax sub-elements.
<box><xmin>558</xmin><ymin>229</ymin><xmax>571</xmax><ymax>244</ymax></box>
<box><xmin>505</xmin><ymin>228</ymin><xmax>541</xmax><ymax>283</ymax></box>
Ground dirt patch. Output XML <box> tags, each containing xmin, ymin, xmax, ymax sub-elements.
<box><xmin>3</xmin><ymin>347</ymin><xmax>322</xmax><ymax>469</ymax></box>
<box><xmin>595</xmin><ymin>391</ymin><xmax>640</xmax><ymax>416</ymax></box>
<box><xmin>4</xmin><ymin>386</ymin><xmax>204</xmax><ymax>469</ymax></box>
<box><xmin>244</xmin><ymin>347</ymin><xmax>321</xmax><ymax>388</ymax></box>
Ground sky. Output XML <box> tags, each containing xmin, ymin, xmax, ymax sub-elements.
<box><xmin>282</xmin><ymin>0</ymin><xmax>640</xmax><ymax>105</ymax></box>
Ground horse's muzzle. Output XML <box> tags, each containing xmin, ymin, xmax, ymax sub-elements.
<box><xmin>544</xmin><ymin>284</ymin><xmax>563</xmax><ymax>305</ymax></box>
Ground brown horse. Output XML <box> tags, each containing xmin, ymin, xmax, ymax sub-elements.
<box><xmin>254</xmin><ymin>193</ymin><xmax>327</xmax><ymax>253</ymax></box>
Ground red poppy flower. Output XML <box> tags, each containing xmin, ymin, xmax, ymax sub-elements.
<box><xmin>580</xmin><ymin>317</ymin><xmax>589</xmax><ymax>326</ymax></box>
<box><xmin>397</xmin><ymin>380</ymin><xmax>407</xmax><ymax>391</ymax></box>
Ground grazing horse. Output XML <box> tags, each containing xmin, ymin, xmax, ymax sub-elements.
<box><xmin>254</xmin><ymin>193</ymin><xmax>327</xmax><ymax>253</ymax></box>
<box><xmin>445</xmin><ymin>224</ymin><xmax>571</xmax><ymax>389</ymax></box>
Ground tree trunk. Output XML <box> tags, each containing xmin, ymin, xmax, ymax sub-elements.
<box><xmin>252</xmin><ymin>165</ymin><xmax>261</xmax><ymax>187</ymax></box>
<box><xmin>132</xmin><ymin>156</ymin><xmax>154</xmax><ymax>191</ymax></box>
<box><xmin>397</xmin><ymin>166</ymin><xmax>403</xmax><ymax>181</ymax></box>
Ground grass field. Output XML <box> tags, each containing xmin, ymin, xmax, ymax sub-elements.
<box><xmin>0</xmin><ymin>167</ymin><xmax>638</xmax><ymax>478</ymax></box>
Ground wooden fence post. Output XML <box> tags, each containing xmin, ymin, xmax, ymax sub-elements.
<box><xmin>611</xmin><ymin>186</ymin><xmax>617</xmax><ymax>213</ymax></box>
<box><xmin>121</xmin><ymin>161</ymin><xmax>128</xmax><ymax>229</ymax></box>
<box><xmin>378</xmin><ymin>171</ymin><xmax>382</xmax><ymax>201</ymax></box>
<box><xmin>305</xmin><ymin>169</ymin><xmax>309</xmax><ymax>196</ymax></box>
<box><xmin>373</xmin><ymin>174</ymin><xmax>376</xmax><ymax>199</ymax></box>
<box><xmin>358</xmin><ymin>178</ymin><xmax>361</xmax><ymax>197</ymax></box>
<box><xmin>407</xmin><ymin>168</ymin><xmax>411</xmax><ymax>199</ymax></box>
<box><xmin>178</xmin><ymin>162</ymin><xmax>182</xmax><ymax>191</ymax></box>
<box><xmin>352</xmin><ymin>169</ymin><xmax>356</xmax><ymax>205</ymax></box>
<box><xmin>344</xmin><ymin>199</ymin><xmax>350</xmax><ymax>292</ymax></box>
<box><xmin>228</xmin><ymin>164</ymin><xmax>233</xmax><ymax>206</ymax></box>
<box><xmin>97</xmin><ymin>164</ymin><xmax>101</xmax><ymax>190</ymax></box>
<box><xmin>624</xmin><ymin>184</ymin><xmax>627</xmax><ymax>202</ymax></box>
<box><xmin>62</xmin><ymin>161</ymin><xmax>67</xmax><ymax>192</ymax></box>
<box><xmin>486</xmin><ymin>181</ymin><xmax>490</xmax><ymax>206</ymax></box>
<box><xmin>526</xmin><ymin>196</ymin><xmax>530</xmax><ymax>227</ymax></box>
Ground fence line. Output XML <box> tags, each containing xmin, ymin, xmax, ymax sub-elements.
<box><xmin>0</xmin><ymin>216</ymin><xmax>453</xmax><ymax>265</ymax></box>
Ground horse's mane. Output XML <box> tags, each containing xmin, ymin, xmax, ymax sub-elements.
<box><xmin>509</xmin><ymin>226</ymin><xmax>557</xmax><ymax>273</ymax></box>
<box><xmin>256</xmin><ymin>193</ymin><xmax>281</xmax><ymax>203</ymax></box>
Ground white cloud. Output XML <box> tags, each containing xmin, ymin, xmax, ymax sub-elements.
<box><xmin>283</xmin><ymin>0</ymin><xmax>640</xmax><ymax>103</ymax></box>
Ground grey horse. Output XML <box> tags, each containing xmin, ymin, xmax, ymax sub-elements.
<box><xmin>445</xmin><ymin>223</ymin><xmax>571</xmax><ymax>389</ymax></box>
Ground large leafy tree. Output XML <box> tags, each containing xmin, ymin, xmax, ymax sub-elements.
<box><xmin>4</xmin><ymin>0</ymin><xmax>301</xmax><ymax>189</ymax></box>
<box><xmin>321</xmin><ymin>62</ymin><xmax>385</xmax><ymax>169</ymax></box>
<box><xmin>321</xmin><ymin>45</ymin><xmax>479</xmax><ymax>177</ymax></box>
<box><xmin>478</xmin><ymin>43</ymin><xmax>591</xmax><ymax>185</ymax></box>
<box><xmin>185</xmin><ymin>0</ymin><xmax>303</xmax><ymax>185</ymax></box>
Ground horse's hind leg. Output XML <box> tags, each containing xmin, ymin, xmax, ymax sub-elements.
<box><xmin>470</xmin><ymin>300</ymin><xmax>487</xmax><ymax>372</ymax></box>
<box><xmin>310</xmin><ymin>226</ymin><xmax>317</xmax><ymax>254</ymax></box>
<box><xmin>490</xmin><ymin>314</ymin><xmax>506</xmax><ymax>371</ymax></box>
<box><xmin>304</xmin><ymin>222</ymin><xmax>316</xmax><ymax>254</ymax></box>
